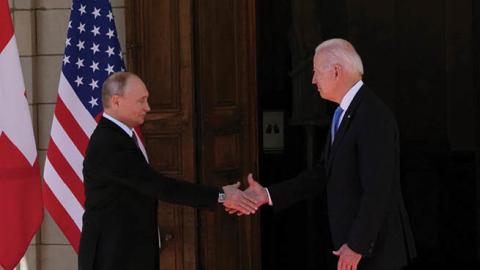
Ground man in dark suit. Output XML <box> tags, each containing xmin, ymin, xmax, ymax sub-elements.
<box><xmin>78</xmin><ymin>72</ymin><xmax>257</xmax><ymax>270</ymax></box>
<box><xmin>242</xmin><ymin>39</ymin><xmax>416</xmax><ymax>270</ymax></box>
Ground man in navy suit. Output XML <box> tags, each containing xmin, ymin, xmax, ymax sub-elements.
<box><xmin>242</xmin><ymin>39</ymin><xmax>416</xmax><ymax>270</ymax></box>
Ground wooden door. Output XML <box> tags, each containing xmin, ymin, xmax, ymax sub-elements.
<box><xmin>126</xmin><ymin>0</ymin><xmax>199</xmax><ymax>269</ymax></box>
<box><xmin>194</xmin><ymin>0</ymin><xmax>260</xmax><ymax>269</ymax></box>
<box><xmin>126</xmin><ymin>0</ymin><xmax>260</xmax><ymax>269</ymax></box>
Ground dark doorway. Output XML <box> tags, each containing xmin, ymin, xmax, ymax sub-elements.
<box><xmin>257</xmin><ymin>0</ymin><xmax>480</xmax><ymax>269</ymax></box>
<box><xmin>256</xmin><ymin>1</ymin><xmax>338</xmax><ymax>269</ymax></box>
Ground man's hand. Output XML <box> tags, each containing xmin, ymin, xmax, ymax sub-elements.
<box><xmin>225</xmin><ymin>174</ymin><xmax>269</xmax><ymax>215</ymax></box>
<box><xmin>222</xmin><ymin>182</ymin><xmax>258</xmax><ymax>215</ymax></box>
<box><xmin>244</xmin><ymin>173</ymin><xmax>269</xmax><ymax>207</ymax></box>
<box><xmin>332</xmin><ymin>244</ymin><xmax>362</xmax><ymax>270</ymax></box>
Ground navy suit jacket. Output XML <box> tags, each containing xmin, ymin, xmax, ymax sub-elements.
<box><xmin>268</xmin><ymin>86</ymin><xmax>416</xmax><ymax>270</ymax></box>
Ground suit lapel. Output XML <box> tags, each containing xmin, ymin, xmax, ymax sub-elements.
<box><xmin>100</xmin><ymin>117</ymin><xmax>124</xmax><ymax>133</ymax></box>
<box><xmin>326</xmin><ymin>86</ymin><xmax>366</xmax><ymax>173</ymax></box>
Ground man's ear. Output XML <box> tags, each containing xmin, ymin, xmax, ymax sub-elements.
<box><xmin>333</xmin><ymin>64</ymin><xmax>342</xmax><ymax>78</ymax></box>
<box><xmin>111</xmin><ymin>95</ymin><xmax>120</xmax><ymax>107</ymax></box>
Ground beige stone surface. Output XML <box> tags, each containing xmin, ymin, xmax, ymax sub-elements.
<box><xmin>37</xmin><ymin>103</ymin><xmax>55</xmax><ymax>150</ymax></box>
<box><xmin>29</xmin><ymin>104</ymin><xmax>38</xmax><ymax>146</ymax></box>
<box><xmin>36</xmin><ymin>9</ymin><xmax>70</xmax><ymax>55</ymax></box>
<box><xmin>41</xmin><ymin>211</ymin><xmax>70</xmax><ymax>245</ymax></box>
<box><xmin>111</xmin><ymin>0</ymin><xmax>125</xmax><ymax>8</ymax></box>
<box><xmin>38</xmin><ymin>150</ymin><xmax>47</xmax><ymax>175</ymax></box>
<box><xmin>20</xmin><ymin>56</ymin><xmax>34</xmax><ymax>104</ymax></box>
<box><xmin>35</xmin><ymin>55</ymin><xmax>62</xmax><ymax>103</ymax></box>
<box><xmin>113</xmin><ymin>7</ymin><xmax>126</xmax><ymax>52</ymax></box>
<box><xmin>36</xmin><ymin>0</ymin><xmax>71</xmax><ymax>9</ymax></box>
<box><xmin>40</xmin><ymin>244</ymin><xmax>77</xmax><ymax>270</ymax></box>
<box><xmin>14</xmin><ymin>0</ymin><xmax>33</xmax><ymax>9</ymax></box>
<box><xmin>13</xmin><ymin>10</ymin><xmax>35</xmax><ymax>56</ymax></box>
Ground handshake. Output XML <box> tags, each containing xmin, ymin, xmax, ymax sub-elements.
<box><xmin>221</xmin><ymin>173</ymin><xmax>270</xmax><ymax>215</ymax></box>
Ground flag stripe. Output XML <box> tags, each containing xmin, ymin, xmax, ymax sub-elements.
<box><xmin>43</xmin><ymin>184</ymin><xmax>81</xmax><ymax>252</ymax></box>
<box><xmin>55</xmin><ymin>97</ymin><xmax>89</xmax><ymax>155</ymax></box>
<box><xmin>58</xmin><ymin>73</ymin><xmax>97</xmax><ymax>137</ymax></box>
<box><xmin>46</xmin><ymin>140</ymin><xmax>85</xmax><ymax>205</ymax></box>
<box><xmin>44</xmin><ymin>159</ymin><xmax>83</xmax><ymax>230</ymax></box>
<box><xmin>50</xmin><ymin>116</ymin><xmax>85</xmax><ymax>181</ymax></box>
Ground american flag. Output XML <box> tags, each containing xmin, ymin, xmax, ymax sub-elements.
<box><xmin>43</xmin><ymin>0</ymin><xmax>147</xmax><ymax>251</ymax></box>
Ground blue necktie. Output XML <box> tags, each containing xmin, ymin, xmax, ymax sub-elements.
<box><xmin>331</xmin><ymin>106</ymin><xmax>344</xmax><ymax>142</ymax></box>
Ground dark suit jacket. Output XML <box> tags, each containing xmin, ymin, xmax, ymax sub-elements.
<box><xmin>78</xmin><ymin>117</ymin><xmax>220</xmax><ymax>270</ymax></box>
<box><xmin>268</xmin><ymin>86</ymin><xmax>416</xmax><ymax>270</ymax></box>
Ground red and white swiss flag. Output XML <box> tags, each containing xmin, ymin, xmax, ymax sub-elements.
<box><xmin>0</xmin><ymin>1</ymin><xmax>44</xmax><ymax>269</ymax></box>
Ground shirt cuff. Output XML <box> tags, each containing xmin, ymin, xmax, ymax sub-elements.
<box><xmin>265</xmin><ymin>187</ymin><xmax>273</xmax><ymax>206</ymax></box>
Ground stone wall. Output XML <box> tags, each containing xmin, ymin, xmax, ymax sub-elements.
<box><xmin>4</xmin><ymin>0</ymin><xmax>126</xmax><ymax>269</ymax></box>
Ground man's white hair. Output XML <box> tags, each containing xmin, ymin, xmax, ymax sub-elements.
<box><xmin>315</xmin><ymin>38</ymin><xmax>364</xmax><ymax>76</ymax></box>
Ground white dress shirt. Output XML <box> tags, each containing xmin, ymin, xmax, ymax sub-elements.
<box><xmin>337</xmin><ymin>80</ymin><xmax>363</xmax><ymax>126</ymax></box>
<box><xmin>103</xmin><ymin>112</ymin><xmax>133</xmax><ymax>137</ymax></box>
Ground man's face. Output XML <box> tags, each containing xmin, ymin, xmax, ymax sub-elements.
<box><xmin>312</xmin><ymin>54</ymin><xmax>337</xmax><ymax>102</ymax></box>
<box><xmin>116</xmin><ymin>77</ymin><xmax>150</xmax><ymax>128</ymax></box>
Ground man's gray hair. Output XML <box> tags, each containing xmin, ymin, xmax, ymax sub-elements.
<box><xmin>315</xmin><ymin>38</ymin><xmax>364</xmax><ymax>76</ymax></box>
<box><xmin>102</xmin><ymin>72</ymin><xmax>132</xmax><ymax>108</ymax></box>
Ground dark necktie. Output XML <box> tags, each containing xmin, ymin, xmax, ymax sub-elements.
<box><xmin>331</xmin><ymin>106</ymin><xmax>344</xmax><ymax>143</ymax></box>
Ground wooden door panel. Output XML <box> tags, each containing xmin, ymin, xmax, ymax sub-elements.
<box><xmin>127</xmin><ymin>0</ymin><xmax>197</xmax><ymax>269</ymax></box>
<box><xmin>213</xmin><ymin>133</ymin><xmax>241</xmax><ymax>171</ymax></box>
<box><xmin>195</xmin><ymin>0</ymin><xmax>260</xmax><ymax>269</ymax></box>
<box><xmin>145</xmin><ymin>134</ymin><xmax>183</xmax><ymax>174</ymax></box>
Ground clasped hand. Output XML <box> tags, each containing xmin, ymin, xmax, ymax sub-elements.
<box><xmin>222</xmin><ymin>174</ymin><xmax>268</xmax><ymax>215</ymax></box>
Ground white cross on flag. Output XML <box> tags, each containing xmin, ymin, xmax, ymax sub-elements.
<box><xmin>0</xmin><ymin>0</ymin><xmax>44</xmax><ymax>269</ymax></box>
